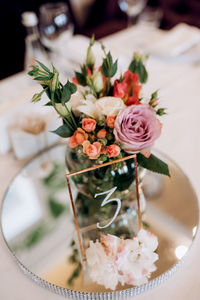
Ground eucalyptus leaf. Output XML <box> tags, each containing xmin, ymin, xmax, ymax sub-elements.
<box><xmin>137</xmin><ymin>153</ymin><xmax>170</xmax><ymax>177</ymax></box>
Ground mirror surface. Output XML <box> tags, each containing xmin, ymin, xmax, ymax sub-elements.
<box><xmin>1</xmin><ymin>144</ymin><xmax>199</xmax><ymax>293</ymax></box>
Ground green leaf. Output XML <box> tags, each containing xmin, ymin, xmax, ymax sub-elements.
<box><xmin>36</xmin><ymin>60</ymin><xmax>51</xmax><ymax>73</ymax></box>
<box><xmin>34</xmin><ymin>75</ymin><xmax>53</xmax><ymax>81</ymax></box>
<box><xmin>61</xmin><ymin>86</ymin><xmax>71</xmax><ymax>104</ymax></box>
<box><xmin>81</xmin><ymin>65</ymin><xmax>87</xmax><ymax>76</ymax></box>
<box><xmin>137</xmin><ymin>153</ymin><xmax>170</xmax><ymax>177</ymax></box>
<box><xmin>48</xmin><ymin>197</ymin><xmax>66</xmax><ymax>218</ymax></box>
<box><xmin>138</xmin><ymin>62</ymin><xmax>148</xmax><ymax>83</ymax></box>
<box><xmin>61</xmin><ymin>81</ymin><xmax>77</xmax><ymax>104</ymax></box>
<box><xmin>107</xmin><ymin>52</ymin><xmax>113</xmax><ymax>65</ymax></box>
<box><xmin>44</xmin><ymin>101</ymin><xmax>52</xmax><ymax>106</ymax></box>
<box><xmin>101</xmin><ymin>59</ymin><xmax>109</xmax><ymax>77</ymax></box>
<box><xmin>51</xmin><ymin>124</ymin><xmax>73</xmax><ymax>138</ymax></box>
<box><xmin>75</xmin><ymin>71</ymin><xmax>87</xmax><ymax>86</ymax></box>
<box><xmin>151</xmin><ymin>90</ymin><xmax>158</xmax><ymax>100</ymax></box>
<box><xmin>129</xmin><ymin>59</ymin><xmax>137</xmax><ymax>73</ymax></box>
<box><xmin>110</xmin><ymin>59</ymin><xmax>118</xmax><ymax>77</ymax></box>
<box><xmin>129</xmin><ymin>59</ymin><xmax>148</xmax><ymax>83</ymax></box>
<box><xmin>65</xmin><ymin>80</ymin><xmax>77</xmax><ymax>94</ymax></box>
<box><xmin>157</xmin><ymin>108</ymin><xmax>167</xmax><ymax>116</ymax></box>
<box><xmin>28</xmin><ymin>66</ymin><xmax>39</xmax><ymax>76</ymax></box>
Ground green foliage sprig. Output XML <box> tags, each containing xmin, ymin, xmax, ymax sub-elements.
<box><xmin>28</xmin><ymin>61</ymin><xmax>78</xmax><ymax>138</ymax></box>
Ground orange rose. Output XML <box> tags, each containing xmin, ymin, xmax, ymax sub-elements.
<box><xmin>68</xmin><ymin>128</ymin><xmax>88</xmax><ymax>148</ymax></box>
<box><xmin>107</xmin><ymin>144</ymin><xmax>120</xmax><ymax>158</ymax></box>
<box><xmin>97</xmin><ymin>129</ymin><xmax>107</xmax><ymax>139</ymax></box>
<box><xmin>113</xmin><ymin>70</ymin><xmax>141</xmax><ymax>106</ymax></box>
<box><xmin>82</xmin><ymin>141</ymin><xmax>101</xmax><ymax>159</ymax></box>
<box><xmin>106</xmin><ymin>115</ymin><xmax>115</xmax><ymax>128</ymax></box>
<box><xmin>82</xmin><ymin>118</ymin><xmax>96</xmax><ymax>132</ymax></box>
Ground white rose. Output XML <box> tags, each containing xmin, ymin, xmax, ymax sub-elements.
<box><xmin>95</xmin><ymin>97</ymin><xmax>125</xmax><ymax>117</ymax></box>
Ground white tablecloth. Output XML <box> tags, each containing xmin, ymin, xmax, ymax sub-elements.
<box><xmin>1</xmin><ymin>24</ymin><xmax>200</xmax><ymax>299</ymax></box>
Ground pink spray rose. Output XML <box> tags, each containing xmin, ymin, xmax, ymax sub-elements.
<box><xmin>82</xmin><ymin>118</ymin><xmax>96</xmax><ymax>132</ymax></box>
<box><xmin>107</xmin><ymin>144</ymin><xmax>121</xmax><ymax>158</ymax></box>
<box><xmin>82</xmin><ymin>140</ymin><xmax>101</xmax><ymax>159</ymax></box>
<box><xmin>69</xmin><ymin>128</ymin><xmax>88</xmax><ymax>148</ymax></box>
<box><xmin>114</xmin><ymin>104</ymin><xmax>162</xmax><ymax>156</ymax></box>
<box><xmin>106</xmin><ymin>115</ymin><xmax>116</xmax><ymax>128</ymax></box>
<box><xmin>97</xmin><ymin>128</ymin><xmax>107</xmax><ymax>139</ymax></box>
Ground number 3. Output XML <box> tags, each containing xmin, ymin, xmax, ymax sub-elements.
<box><xmin>94</xmin><ymin>187</ymin><xmax>121</xmax><ymax>229</ymax></box>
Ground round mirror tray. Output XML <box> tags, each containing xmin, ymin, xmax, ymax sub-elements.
<box><xmin>1</xmin><ymin>144</ymin><xmax>199</xmax><ymax>299</ymax></box>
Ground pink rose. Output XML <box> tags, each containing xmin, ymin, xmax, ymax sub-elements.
<box><xmin>114</xmin><ymin>104</ymin><xmax>162</xmax><ymax>156</ymax></box>
<box><xmin>82</xmin><ymin>118</ymin><xmax>96</xmax><ymax>132</ymax></box>
<box><xmin>107</xmin><ymin>144</ymin><xmax>121</xmax><ymax>158</ymax></box>
<box><xmin>82</xmin><ymin>141</ymin><xmax>101</xmax><ymax>159</ymax></box>
<box><xmin>97</xmin><ymin>129</ymin><xmax>107</xmax><ymax>139</ymax></box>
<box><xmin>69</xmin><ymin>128</ymin><xmax>88</xmax><ymax>148</ymax></box>
<box><xmin>106</xmin><ymin>115</ymin><xmax>115</xmax><ymax>128</ymax></box>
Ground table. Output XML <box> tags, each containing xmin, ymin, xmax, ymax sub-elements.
<box><xmin>0</xmin><ymin>24</ymin><xmax>200</xmax><ymax>300</ymax></box>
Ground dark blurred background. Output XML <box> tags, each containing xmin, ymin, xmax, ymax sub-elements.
<box><xmin>1</xmin><ymin>0</ymin><xmax>200</xmax><ymax>80</ymax></box>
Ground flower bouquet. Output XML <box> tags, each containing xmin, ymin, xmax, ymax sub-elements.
<box><xmin>29</xmin><ymin>36</ymin><xmax>170</xmax><ymax>290</ymax></box>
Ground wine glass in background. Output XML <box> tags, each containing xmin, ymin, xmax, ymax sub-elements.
<box><xmin>118</xmin><ymin>0</ymin><xmax>147</xmax><ymax>27</ymax></box>
<box><xmin>39</xmin><ymin>2</ymin><xmax>74</xmax><ymax>75</ymax></box>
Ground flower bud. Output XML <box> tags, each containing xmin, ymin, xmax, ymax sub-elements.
<box><xmin>31</xmin><ymin>92</ymin><xmax>42</xmax><ymax>102</ymax></box>
<box><xmin>86</xmin><ymin>46</ymin><xmax>95</xmax><ymax>69</ymax></box>
<box><xmin>55</xmin><ymin>103</ymin><xmax>70</xmax><ymax>117</ymax></box>
<box><xmin>51</xmin><ymin>66</ymin><xmax>59</xmax><ymax>92</ymax></box>
<box><xmin>92</xmin><ymin>71</ymin><xmax>104</xmax><ymax>93</ymax></box>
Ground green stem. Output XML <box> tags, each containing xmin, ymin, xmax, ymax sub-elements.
<box><xmin>51</xmin><ymin>92</ymin><xmax>74</xmax><ymax>131</ymax></box>
<box><xmin>106</xmin><ymin>78</ymin><xmax>111</xmax><ymax>95</ymax></box>
<box><xmin>64</xmin><ymin>104</ymin><xmax>77</xmax><ymax>129</ymax></box>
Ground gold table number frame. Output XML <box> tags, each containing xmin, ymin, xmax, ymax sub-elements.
<box><xmin>65</xmin><ymin>154</ymin><xmax>142</xmax><ymax>260</ymax></box>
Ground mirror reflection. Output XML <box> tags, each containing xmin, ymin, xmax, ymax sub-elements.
<box><xmin>1</xmin><ymin>145</ymin><xmax>198</xmax><ymax>292</ymax></box>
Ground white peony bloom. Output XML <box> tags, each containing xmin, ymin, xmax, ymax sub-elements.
<box><xmin>86</xmin><ymin>229</ymin><xmax>159</xmax><ymax>290</ymax></box>
<box><xmin>137</xmin><ymin>229</ymin><xmax>158</xmax><ymax>252</ymax></box>
<box><xmin>86</xmin><ymin>240</ymin><xmax>119</xmax><ymax>290</ymax></box>
<box><xmin>95</xmin><ymin>97</ymin><xmax>125</xmax><ymax>117</ymax></box>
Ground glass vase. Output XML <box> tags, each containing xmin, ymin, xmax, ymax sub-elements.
<box><xmin>65</xmin><ymin>145</ymin><xmax>146</xmax><ymax>248</ymax></box>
